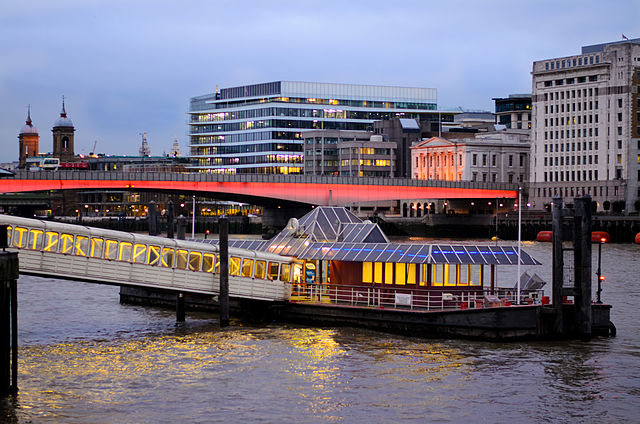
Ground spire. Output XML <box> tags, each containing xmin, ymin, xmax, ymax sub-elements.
<box><xmin>26</xmin><ymin>104</ymin><xmax>32</xmax><ymax>125</ymax></box>
<box><xmin>60</xmin><ymin>95</ymin><xmax>67</xmax><ymax>118</ymax></box>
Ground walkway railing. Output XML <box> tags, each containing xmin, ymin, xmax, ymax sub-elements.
<box><xmin>290</xmin><ymin>283</ymin><xmax>545</xmax><ymax>312</ymax></box>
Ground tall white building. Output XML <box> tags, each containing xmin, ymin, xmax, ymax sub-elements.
<box><xmin>529</xmin><ymin>38</ymin><xmax>640</xmax><ymax>212</ymax></box>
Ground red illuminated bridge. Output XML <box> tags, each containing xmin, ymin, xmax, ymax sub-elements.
<box><xmin>0</xmin><ymin>171</ymin><xmax>518</xmax><ymax>206</ymax></box>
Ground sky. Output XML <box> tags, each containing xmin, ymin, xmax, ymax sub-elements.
<box><xmin>0</xmin><ymin>0</ymin><xmax>638</xmax><ymax>163</ymax></box>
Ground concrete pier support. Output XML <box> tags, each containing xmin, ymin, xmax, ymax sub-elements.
<box><xmin>148</xmin><ymin>201</ymin><xmax>158</xmax><ymax>236</ymax></box>
<box><xmin>167</xmin><ymin>200</ymin><xmax>174</xmax><ymax>239</ymax></box>
<box><xmin>176</xmin><ymin>292</ymin><xmax>185</xmax><ymax>322</ymax></box>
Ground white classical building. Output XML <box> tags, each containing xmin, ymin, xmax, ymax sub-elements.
<box><xmin>411</xmin><ymin>130</ymin><xmax>530</xmax><ymax>184</ymax></box>
<box><xmin>529</xmin><ymin>38</ymin><xmax>640</xmax><ymax>212</ymax></box>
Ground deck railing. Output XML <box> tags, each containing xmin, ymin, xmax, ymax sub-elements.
<box><xmin>290</xmin><ymin>283</ymin><xmax>545</xmax><ymax>312</ymax></box>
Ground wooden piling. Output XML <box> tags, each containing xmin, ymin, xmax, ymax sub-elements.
<box><xmin>574</xmin><ymin>196</ymin><xmax>592</xmax><ymax>341</ymax></box>
<box><xmin>551</xmin><ymin>196</ymin><xmax>564</xmax><ymax>335</ymax></box>
<box><xmin>176</xmin><ymin>292</ymin><xmax>185</xmax><ymax>322</ymax></box>
<box><xmin>219</xmin><ymin>217</ymin><xmax>229</xmax><ymax>327</ymax></box>
<box><xmin>148</xmin><ymin>201</ymin><xmax>157</xmax><ymax>236</ymax></box>
<box><xmin>176</xmin><ymin>215</ymin><xmax>186</xmax><ymax>240</ymax></box>
<box><xmin>0</xmin><ymin>250</ymin><xmax>18</xmax><ymax>396</ymax></box>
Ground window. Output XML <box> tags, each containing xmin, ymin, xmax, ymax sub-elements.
<box><xmin>229</xmin><ymin>256</ymin><xmax>241</xmax><ymax>276</ymax></box>
<box><xmin>74</xmin><ymin>236</ymin><xmax>89</xmax><ymax>257</ymax></box>
<box><xmin>148</xmin><ymin>245</ymin><xmax>161</xmax><ymax>266</ymax></box>
<box><xmin>189</xmin><ymin>251</ymin><xmax>202</xmax><ymax>271</ymax></box>
<box><xmin>385</xmin><ymin>262</ymin><xmax>393</xmax><ymax>284</ymax></box>
<box><xmin>363</xmin><ymin>262</ymin><xmax>373</xmax><ymax>283</ymax></box>
<box><xmin>374</xmin><ymin>262</ymin><xmax>383</xmax><ymax>284</ymax></box>
<box><xmin>280</xmin><ymin>263</ymin><xmax>291</xmax><ymax>282</ymax></box>
<box><xmin>268</xmin><ymin>262</ymin><xmax>279</xmax><ymax>280</ymax></box>
<box><xmin>255</xmin><ymin>260</ymin><xmax>266</xmax><ymax>279</ymax></box>
<box><xmin>132</xmin><ymin>244</ymin><xmax>147</xmax><ymax>263</ymax></box>
<box><xmin>395</xmin><ymin>263</ymin><xmax>406</xmax><ymax>285</ymax></box>
<box><xmin>241</xmin><ymin>258</ymin><xmax>253</xmax><ymax>277</ymax></box>
<box><xmin>203</xmin><ymin>253</ymin><xmax>215</xmax><ymax>273</ymax></box>
<box><xmin>28</xmin><ymin>229</ymin><xmax>43</xmax><ymax>250</ymax></box>
<box><xmin>432</xmin><ymin>264</ymin><xmax>443</xmax><ymax>286</ymax></box>
<box><xmin>60</xmin><ymin>234</ymin><xmax>74</xmax><ymax>254</ymax></box>
<box><xmin>119</xmin><ymin>242</ymin><xmax>133</xmax><ymax>262</ymax></box>
<box><xmin>472</xmin><ymin>154</ymin><xmax>477</xmax><ymax>166</ymax></box>
<box><xmin>161</xmin><ymin>248</ymin><xmax>174</xmax><ymax>267</ymax></box>
<box><xmin>105</xmin><ymin>240</ymin><xmax>118</xmax><ymax>260</ymax></box>
<box><xmin>11</xmin><ymin>227</ymin><xmax>27</xmax><ymax>248</ymax></box>
<box><xmin>91</xmin><ymin>238</ymin><xmax>104</xmax><ymax>258</ymax></box>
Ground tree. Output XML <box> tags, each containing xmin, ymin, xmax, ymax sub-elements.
<box><xmin>603</xmin><ymin>200</ymin><xmax>611</xmax><ymax>211</ymax></box>
<box><xmin>612</xmin><ymin>200</ymin><xmax>625</xmax><ymax>214</ymax></box>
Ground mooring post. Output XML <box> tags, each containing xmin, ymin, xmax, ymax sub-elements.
<box><xmin>0</xmin><ymin>247</ymin><xmax>18</xmax><ymax>396</ymax></box>
<box><xmin>167</xmin><ymin>200</ymin><xmax>174</xmax><ymax>239</ymax></box>
<box><xmin>176</xmin><ymin>292</ymin><xmax>185</xmax><ymax>322</ymax></box>
<box><xmin>219</xmin><ymin>216</ymin><xmax>230</xmax><ymax>327</ymax></box>
<box><xmin>574</xmin><ymin>196</ymin><xmax>592</xmax><ymax>341</ymax></box>
<box><xmin>176</xmin><ymin>215</ymin><xmax>186</xmax><ymax>240</ymax></box>
<box><xmin>551</xmin><ymin>195</ymin><xmax>564</xmax><ymax>335</ymax></box>
<box><xmin>148</xmin><ymin>201</ymin><xmax>158</xmax><ymax>236</ymax></box>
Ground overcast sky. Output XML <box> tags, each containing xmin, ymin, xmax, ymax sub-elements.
<box><xmin>0</xmin><ymin>0</ymin><xmax>637</xmax><ymax>162</ymax></box>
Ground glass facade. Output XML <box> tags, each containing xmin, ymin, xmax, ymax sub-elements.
<box><xmin>189</xmin><ymin>81</ymin><xmax>438</xmax><ymax>174</ymax></box>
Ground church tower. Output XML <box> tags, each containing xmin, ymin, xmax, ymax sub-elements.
<box><xmin>52</xmin><ymin>96</ymin><xmax>75</xmax><ymax>162</ymax></box>
<box><xmin>18</xmin><ymin>105</ymin><xmax>40</xmax><ymax>168</ymax></box>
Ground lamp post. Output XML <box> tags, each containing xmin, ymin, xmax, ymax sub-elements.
<box><xmin>596</xmin><ymin>237</ymin><xmax>605</xmax><ymax>303</ymax></box>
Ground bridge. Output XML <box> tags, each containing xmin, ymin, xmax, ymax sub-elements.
<box><xmin>0</xmin><ymin>170</ymin><xmax>518</xmax><ymax>206</ymax></box>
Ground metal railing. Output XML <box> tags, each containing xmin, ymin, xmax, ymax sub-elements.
<box><xmin>290</xmin><ymin>283</ymin><xmax>545</xmax><ymax>312</ymax></box>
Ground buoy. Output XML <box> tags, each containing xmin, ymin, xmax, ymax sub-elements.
<box><xmin>635</xmin><ymin>233</ymin><xmax>640</xmax><ymax>244</ymax></box>
<box><xmin>591</xmin><ymin>231</ymin><xmax>610</xmax><ymax>243</ymax></box>
<box><xmin>536</xmin><ymin>231</ymin><xmax>552</xmax><ymax>242</ymax></box>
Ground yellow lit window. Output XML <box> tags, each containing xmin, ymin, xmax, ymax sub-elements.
<box><xmin>133</xmin><ymin>244</ymin><xmax>147</xmax><ymax>264</ymax></box>
<box><xmin>28</xmin><ymin>229</ymin><xmax>43</xmax><ymax>250</ymax></box>
<box><xmin>214</xmin><ymin>255</ymin><xmax>220</xmax><ymax>273</ymax></box>
<box><xmin>255</xmin><ymin>260</ymin><xmax>266</xmax><ymax>279</ymax></box>
<box><xmin>362</xmin><ymin>262</ymin><xmax>373</xmax><ymax>283</ymax></box>
<box><xmin>280</xmin><ymin>263</ymin><xmax>291</xmax><ymax>282</ymax></box>
<box><xmin>229</xmin><ymin>256</ymin><xmax>241</xmax><ymax>276</ymax></box>
<box><xmin>188</xmin><ymin>251</ymin><xmax>202</xmax><ymax>271</ymax></box>
<box><xmin>268</xmin><ymin>262</ymin><xmax>279</xmax><ymax>280</ymax></box>
<box><xmin>419</xmin><ymin>264</ymin><xmax>428</xmax><ymax>286</ymax></box>
<box><xmin>176</xmin><ymin>250</ymin><xmax>188</xmax><ymax>269</ymax></box>
<box><xmin>74</xmin><ymin>236</ymin><xmax>89</xmax><ymax>256</ymax></box>
<box><xmin>91</xmin><ymin>238</ymin><xmax>104</xmax><ymax>258</ymax></box>
<box><xmin>407</xmin><ymin>263</ymin><xmax>416</xmax><ymax>284</ymax></box>
<box><xmin>119</xmin><ymin>242</ymin><xmax>132</xmax><ymax>262</ymax></box>
<box><xmin>60</xmin><ymin>234</ymin><xmax>74</xmax><ymax>254</ymax></box>
<box><xmin>432</xmin><ymin>264</ymin><xmax>443</xmax><ymax>286</ymax></box>
<box><xmin>241</xmin><ymin>258</ymin><xmax>254</xmax><ymax>277</ymax></box>
<box><xmin>374</xmin><ymin>262</ymin><xmax>383</xmax><ymax>284</ymax></box>
<box><xmin>105</xmin><ymin>240</ymin><xmax>118</xmax><ymax>260</ymax></box>
<box><xmin>44</xmin><ymin>231</ymin><xmax>59</xmax><ymax>252</ymax></box>
<box><xmin>203</xmin><ymin>253</ymin><xmax>215</xmax><ymax>273</ymax></box>
<box><xmin>148</xmin><ymin>245</ymin><xmax>161</xmax><ymax>266</ymax></box>
<box><xmin>161</xmin><ymin>248</ymin><xmax>174</xmax><ymax>267</ymax></box>
<box><xmin>292</xmin><ymin>263</ymin><xmax>303</xmax><ymax>283</ymax></box>
<box><xmin>12</xmin><ymin>227</ymin><xmax>27</xmax><ymax>248</ymax></box>
<box><xmin>5</xmin><ymin>227</ymin><xmax>11</xmax><ymax>245</ymax></box>
<box><xmin>385</xmin><ymin>262</ymin><xmax>394</xmax><ymax>284</ymax></box>
<box><xmin>395</xmin><ymin>263</ymin><xmax>406</xmax><ymax>285</ymax></box>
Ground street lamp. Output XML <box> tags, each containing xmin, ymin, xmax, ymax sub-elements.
<box><xmin>596</xmin><ymin>237</ymin><xmax>606</xmax><ymax>303</ymax></box>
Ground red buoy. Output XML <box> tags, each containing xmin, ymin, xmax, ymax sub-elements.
<box><xmin>635</xmin><ymin>233</ymin><xmax>640</xmax><ymax>244</ymax></box>
<box><xmin>536</xmin><ymin>231</ymin><xmax>552</xmax><ymax>242</ymax></box>
<box><xmin>591</xmin><ymin>231</ymin><xmax>610</xmax><ymax>243</ymax></box>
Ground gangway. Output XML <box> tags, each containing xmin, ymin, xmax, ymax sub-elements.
<box><xmin>1</xmin><ymin>216</ymin><xmax>295</xmax><ymax>303</ymax></box>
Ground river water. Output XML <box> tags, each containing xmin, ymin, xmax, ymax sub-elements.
<box><xmin>1</xmin><ymin>242</ymin><xmax>639</xmax><ymax>423</ymax></box>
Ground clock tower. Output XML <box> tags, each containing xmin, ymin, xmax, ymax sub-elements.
<box><xmin>18</xmin><ymin>105</ymin><xmax>40</xmax><ymax>168</ymax></box>
<box><xmin>52</xmin><ymin>96</ymin><xmax>75</xmax><ymax>162</ymax></box>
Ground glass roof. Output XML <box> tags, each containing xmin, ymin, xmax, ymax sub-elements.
<box><xmin>296</xmin><ymin>242</ymin><xmax>541</xmax><ymax>265</ymax></box>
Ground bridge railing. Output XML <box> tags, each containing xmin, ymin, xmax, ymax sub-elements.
<box><xmin>10</xmin><ymin>170</ymin><xmax>519</xmax><ymax>191</ymax></box>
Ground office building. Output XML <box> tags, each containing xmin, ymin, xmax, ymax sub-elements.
<box><xmin>188</xmin><ymin>81</ymin><xmax>439</xmax><ymax>174</ymax></box>
<box><xmin>529</xmin><ymin>38</ymin><xmax>640</xmax><ymax>212</ymax></box>
<box><xmin>493</xmin><ymin>94</ymin><xmax>532</xmax><ymax>129</ymax></box>
<box><xmin>302</xmin><ymin>130</ymin><xmax>396</xmax><ymax>177</ymax></box>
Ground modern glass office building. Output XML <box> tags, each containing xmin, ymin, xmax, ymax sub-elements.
<box><xmin>188</xmin><ymin>81</ymin><xmax>438</xmax><ymax>174</ymax></box>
